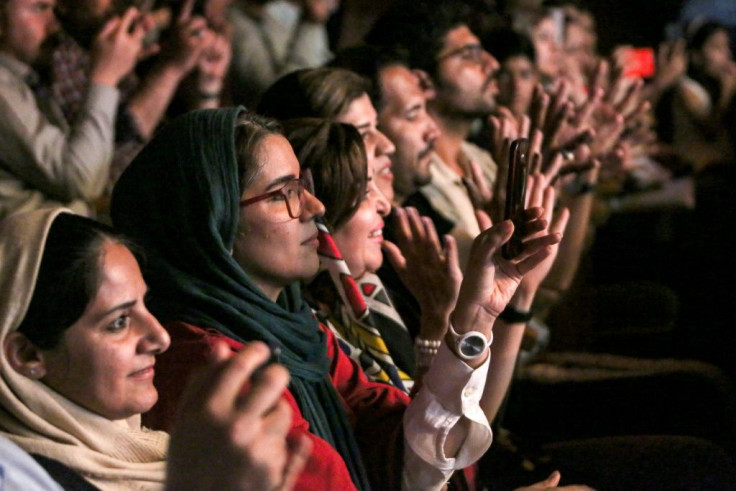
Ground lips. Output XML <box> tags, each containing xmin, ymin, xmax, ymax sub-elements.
<box><xmin>368</xmin><ymin>222</ymin><xmax>384</xmax><ymax>240</ymax></box>
<box><xmin>302</xmin><ymin>230</ymin><xmax>320</xmax><ymax>246</ymax></box>
<box><xmin>129</xmin><ymin>364</ymin><xmax>155</xmax><ymax>379</ymax></box>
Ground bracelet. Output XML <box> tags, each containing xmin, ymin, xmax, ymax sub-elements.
<box><xmin>414</xmin><ymin>338</ymin><xmax>441</xmax><ymax>368</ymax></box>
<box><xmin>499</xmin><ymin>305</ymin><xmax>533</xmax><ymax>324</ymax></box>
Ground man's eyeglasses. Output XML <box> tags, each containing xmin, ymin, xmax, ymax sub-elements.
<box><xmin>239</xmin><ymin>170</ymin><xmax>314</xmax><ymax>219</ymax></box>
<box><xmin>437</xmin><ymin>44</ymin><xmax>487</xmax><ymax>64</ymax></box>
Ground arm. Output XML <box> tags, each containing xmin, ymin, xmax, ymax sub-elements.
<box><xmin>0</xmin><ymin>10</ymin><xmax>143</xmax><ymax>204</ymax></box>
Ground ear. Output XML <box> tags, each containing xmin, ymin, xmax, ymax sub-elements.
<box><xmin>4</xmin><ymin>332</ymin><xmax>47</xmax><ymax>380</ymax></box>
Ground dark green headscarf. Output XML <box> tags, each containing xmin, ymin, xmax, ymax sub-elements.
<box><xmin>110</xmin><ymin>107</ymin><xmax>370</xmax><ymax>490</ymax></box>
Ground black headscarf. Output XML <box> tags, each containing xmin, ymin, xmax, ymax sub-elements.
<box><xmin>110</xmin><ymin>107</ymin><xmax>370</xmax><ymax>489</ymax></box>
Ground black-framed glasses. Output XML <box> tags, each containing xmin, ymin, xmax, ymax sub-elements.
<box><xmin>239</xmin><ymin>170</ymin><xmax>314</xmax><ymax>219</ymax></box>
<box><xmin>437</xmin><ymin>43</ymin><xmax>486</xmax><ymax>64</ymax></box>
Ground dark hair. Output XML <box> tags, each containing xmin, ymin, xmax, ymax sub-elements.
<box><xmin>365</xmin><ymin>0</ymin><xmax>474</xmax><ymax>78</ymax></box>
<box><xmin>484</xmin><ymin>28</ymin><xmax>536</xmax><ymax>64</ymax></box>
<box><xmin>329</xmin><ymin>45</ymin><xmax>411</xmax><ymax>111</ymax></box>
<box><xmin>282</xmin><ymin>119</ymin><xmax>368</xmax><ymax>231</ymax></box>
<box><xmin>687</xmin><ymin>21</ymin><xmax>727</xmax><ymax>53</ymax></box>
<box><xmin>257</xmin><ymin>68</ymin><xmax>371</xmax><ymax>122</ymax></box>
<box><xmin>17</xmin><ymin>213</ymin><xmax>128</xmax><ymax>349</ymax></box>
<box><xmin>234</xmin><ymin>111</ymin><xmax>283</xmax><ymax>192</ymax></box>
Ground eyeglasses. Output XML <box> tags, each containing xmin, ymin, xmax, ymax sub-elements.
<box><xmin>239</xmin><ymin>170</ymin><xmax>314</xmax><ymax>219</ymax></box>
<box><xmin>437</xmin><ymin>44</ymin><xmax>487</xmax><ymax>64</ymax></box>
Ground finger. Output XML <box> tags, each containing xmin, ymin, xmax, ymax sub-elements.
<box><xmin>542</xmin><ymin>185</ymin><xmax>557</xmax><ymax>224</ymax></box>
<box><xmin>406</xmin><ymin>207</ymin><xmax>427</xmax><ymax>244</ymax></box>
<box><xmin>527</xmin><ymin>173</ymin><xmax>545</xmax><ymax>209</ymax></box>
<box><xmin>550</xmin><ymin>206</ymin><xmax>570</xmax><ymax>236</ymax></box>
<box><xmin>204</xmin><ymin>342</ymin><xmax>272</xmax><ymax>413</ymax></box>
<box><xmin>442</xmin><ymin>234</ymin><xmax>460</xmax><ymax>275</ymax></box>
<box><xmin>116</xmin><ymin>7</ymin><xmax>141</xmax><ymax>35</ymax></box>
<box><xmin>529</xmin><ymin>128</ymin><xmax>543</xmax><ymax>157</ymax></box>
<box><xmin>280</xmin><ymin>433</ymin><xmax>313</xmax><ymax>490</ymax></box>
<box><xmin>392</xmin><ymin>207</ymin><xmax>412</xmax><ymax>243</ymax></box>
<box><xmin>99</xmin><ymin>16</ymin><xmax>123</xmax><ymax>38</ymax></box>
<box><xmin>530</xmin><ymin>152</ymin><xmax>543</xmax><ymax>175</ymax></box>
<box><xmin>423</xmin><ymin>216</ymin><xmax>443</xmax><ymax>257</ymax></box>
<box><xmin>520</xmin><ymin>114</ymin><xmax>531</xmax><ymax>138</ymax></box>
<box><xmin>178</xmin><ymin>0</ymin><xmax>195</xmax><ymax>22</ymax></box>
<box><xmin>475</xmin><ymin>209</ymin><xmax>492</xmax><ymax>231</ymax></box>
<box><xmin>515</xmin><ymin>239</ymin><xmax>556</xmax><ymax>275</ymax></box>
<box><xmin>543</xmin><ymin>152</ymin><xmax>563</xmax><ymax>183</ymax></box>
<box><xmin>473</xmin><ymin>220</ymin><xmax>514</xmax><ymax>265</ymax></box>
<box><xmin>237</xmin><ymin>363</ymin><xmax>291</xmax><ymax>417</ymax></box>
<box><xmin>544</xmin><ymin>470</ymin><xmax>562</xmax><ymax>487</ymax></box>
<box><xmin>382</xmin><ymin>240</ymin><xmax>407</xmax><ymax>271</ymax></box>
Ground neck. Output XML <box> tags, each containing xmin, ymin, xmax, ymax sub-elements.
<box><xmin>429</xmin><ymin>105</ymin><xmax>472</xmax><ymax>178</ymax></box>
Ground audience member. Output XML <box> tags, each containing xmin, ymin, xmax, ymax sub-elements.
<box><xmin>0</xmin><ymin>208</ymin><xmax>310</xmax><ymax>489</ymax></box>
<box><xmin>0</xmin><ymin>0</ymin><xmax>140</xmax><ymax>220</ymax></box>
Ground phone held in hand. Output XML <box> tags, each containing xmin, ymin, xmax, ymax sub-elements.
<box><xmin>502</xmin><ymin>138</ymin><xmax>529</xmax><ymax>260</ymax></box>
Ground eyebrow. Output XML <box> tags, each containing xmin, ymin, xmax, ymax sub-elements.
<box><xmin>101</xmin><ymin>300</ymin><xmax>136</xmax><ymax>318</ymax></box>
<box><xmin>264</xmin><ymin>174</ymin><xmax>298</xmax><ymax>191</ymax></box>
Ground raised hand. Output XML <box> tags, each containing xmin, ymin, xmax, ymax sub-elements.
<box><xmin>514</xmin><ymin>471</ymin><xmax>594</xmax><ymax>491</ymax></box>
<box><xmin>382</xmin><ymin>207</ymin><xmax>462</xmax><ymax>340</ymax></box>
<box><xmin>90</xmin><ymin>7</ymin><xmax>147</xmax><ymax>87</ymax></box>
<box><xmin>159</xmin><ymin>0</ymin><xmax>212</xmax><ymax>75</ymax></box>
<box><xmin>166</xmin><ymin>341</ymin><xmax>312</xmax><ymax>491</ymax></box>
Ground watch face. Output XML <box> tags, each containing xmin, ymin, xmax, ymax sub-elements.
<box><xmin>460</xmin><ymin>333</ymin><xmax>487</xmax><ymax>358</ymax></box>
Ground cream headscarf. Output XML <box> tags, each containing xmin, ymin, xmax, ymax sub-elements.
<box><xmin>0</xmin><ymin>208</ymin><xmax>168</xmax><ymax>490</ymax></box>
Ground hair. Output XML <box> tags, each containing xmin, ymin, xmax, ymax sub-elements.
<box><xmin>484</xmin><ymin>27</ymin><xmax>537</xmax><ymax>64</ymax></box>
<box><xmin>282</xmin><ymin>118</ymin><xmax>368</xmax><ymax>231</ymax></box>
<box><xmin>234</xmin><ymin>111</ymin><xmax>284</xmax><ymax>192</ymax></box>
<box><xmin>17</xmin><ymin>213</ymin><xmax>129</xmax><ymax>350</ymax></box>
<box><xmin>365</xmin><ymin>0</ymin><xmax>474</xmax><ymax>78</ymax></box>
<box><xmin>329</xmin><ymin>45</ymin><xmax>411</xmax><ymax>111</ymax></box>
<box><xmin>257</xmin><ymin>68</ymin><xmax>371</xmax><ymax>122</ymax></box>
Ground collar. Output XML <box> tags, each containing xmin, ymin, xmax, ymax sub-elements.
<box><xmin>0</xmin><ymin>52</ymin><xmax>35</xmax><ymax>83</ymax></box>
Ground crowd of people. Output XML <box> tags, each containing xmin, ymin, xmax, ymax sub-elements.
<box><xmin>1</xmin><ymin>0</ymin><xmax>735</xmax><ymax>489</ymax></box>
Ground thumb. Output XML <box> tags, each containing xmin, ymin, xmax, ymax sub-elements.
<box><xmin>381</xmin><ymin>240</ymin><xmax>407</xmax><ymax>271</ymax></box>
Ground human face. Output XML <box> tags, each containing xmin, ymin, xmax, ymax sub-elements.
<box><xmin>0</xmin><ymin>0</ymin><xmax>59</xmax><ymax>64</ymax></box>
<box><xmin>497</xmin><ymin>55</ymin><xmax>537</xmax><ymax>117</ymax></box>
<box><xmin>40</xmin><ymin>242</ymin><xmax>170</xmax><ymax>421</ymax></box>
<box><xmin>433</xmin><ymin>25</ymin><xmax>499</xmax><ymax>119</ymax></box>
<box><xmin>531</xmin><ymin>17</ymin><xmax>563</xmax><ymax>79</ymax></box>
<box><xmin>378</xmin><ymin>65</ymin><xmax>440</xmax><ymax>202</ymax></box>
<box><xmin>233</xmin><ymin>134</ymin><xmax>326</xmax><ymax>301</ymax></box>
<box><xmin>338</xmin><ymin>93</ymin><xmax>396</xmax><ymax>204</ymax></box>
<box><xmin>700</xmin><ymin>29</ymin><xmax>733</xmax><ymax>77</ymax></box>
<box><xmin>332</xmin><ymin>171</ymin><xmax>390</xmax><ymax>279</ymax></box>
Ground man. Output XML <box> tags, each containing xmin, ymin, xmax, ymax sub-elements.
<box><xmin>367</xmin><ymin>0</ymin><xmax>500</xmax><ymax>266</ymax></box>
<box><xmin>51</xmin><ymin>0</ymin><xmax>226</xmax><ymax>188</ymax></box>
<box><xmin>0</xmin><ymin>0</ymin><xmax>142</xmax><ymax>219</ymax></box>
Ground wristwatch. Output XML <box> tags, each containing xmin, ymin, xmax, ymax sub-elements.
<box><xmin>448</xmin><ymin>323</ymin><xmax>493</xmax><ymax>362</ymax></box>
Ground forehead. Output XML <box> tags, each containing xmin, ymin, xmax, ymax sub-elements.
<box><xmin>251</xmin><ymin>134</ymin><xmax>300</xmax><ymax>184</ymax></box>
<box><xmin>338</xmin><ymin>93</ymin><xmax>377</xmax><ymax>126</ymax></box>
<box><xmin>502</xmin><ymin>55</ymin><xmax>534</xmax><ymax>70</ymax></box>
<box><xmin>379</xmin><ymin>65</ymin><xmax>424</xmax><ymax>113</ymax></box>
<box><xmin>441</xmin><ymin>24</ymin><xmax>480</xmax><ymax>53</ymax></box>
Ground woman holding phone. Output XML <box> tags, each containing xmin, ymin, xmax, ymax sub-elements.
<box><xmin>110</xmin><ymin>106</ymin><xmax>559</xmax><ymax>489</ymax></box>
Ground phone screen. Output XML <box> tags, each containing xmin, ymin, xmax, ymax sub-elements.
<box><xmin>624</xmin><ymin>47</ymin><xmax>656</xmax><ymax>78</ymax></box>
<box><xmin>502</xmin><ymin>138</ymin><xmax>529</xmax><ymax>260</ymax></box>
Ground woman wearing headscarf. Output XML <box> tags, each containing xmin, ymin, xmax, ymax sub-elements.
<box><xmin>0</xmin><ymin>207</ymin><xmax>310</xmax><ymax>490</ymax></box>
<box><xmin>110</xmin><ymin>107</ymin><xmax>559</xmax><ymax>490</ymax></box>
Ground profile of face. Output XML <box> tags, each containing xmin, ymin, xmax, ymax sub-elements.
<box><xmin>531</xmin><ymin>17</ymin><xmax>563</xmax><ymax>79</ymax></box>
<box><xmin>497</xmin><ymin>55</ymin><xmax>538</xmax><ymax>117</ymax></box>
<box><xmin>378</xmin><ymin>65</ymin><xmax>440</xmax><ymax>201</ymax></box>
<box><xmin>9</xmin><ymin>241</ymin><xmax>171</xmax><ymax>421</ymax></box>
<box><xmin>698</xmin><ymin>29</ymin><xmax>733</xmax><ymax>77</ymax></box>
<box><xmin>0</xmin><ymin>0</ymin><xmax>59</xmax><ymax>64</ymax></box>
<box><xmin>331</xmin><ymin>168</ymin><xmax>390</xmax><ymax>279</ymax></box>
<box><xmin>338</xmin><ymin>93</ymin><xmax>397</xmax><ymax>204</ymax></box>
<box><xmin>434</xmin><ymin>25</ymin><xmax>499</xmax><ymax>119</ymax></box>
<box><xmin>233</xmin><ymin>134</ymin><xmax>326</xmax><ymax>300</ymax></box>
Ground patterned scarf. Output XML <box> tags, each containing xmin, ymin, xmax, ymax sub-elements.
<box><xmin>316</xmin><ymin>220</ymin><xmax>413</xmax><ymax>393</ymax></box>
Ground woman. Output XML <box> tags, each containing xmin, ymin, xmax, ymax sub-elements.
<box><xmin>0</xmin><ymin>208</ymin><xmax>309</xmax><ymax>490</ymax></box>
<box><xmin>110</xmin><ymin>107</ymin><xmax>558</xmax><ymax>490</ymax></box>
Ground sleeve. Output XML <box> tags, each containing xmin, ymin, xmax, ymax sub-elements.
<box><xmin>281</xmin><ymin>19</ymin><xmax>332</xmax><ymax>73</ymax></box>
<box><xmin>0</xmin><ymin>78</ymin><xmax>118</xmax><ymax>203</ymax></box>
<box><xmin>402</xmin><ymin>343</ymin><xmax>493</xmax><ymax>490</ymax></box>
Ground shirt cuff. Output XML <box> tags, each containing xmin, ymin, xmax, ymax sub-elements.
<box><xmin>403</xmin><ymin>343</ymin><xmax>492</xmax><ymax>475</ymax></box>
<box><xmin>84</xmin><ymin>83</ymin><xmax>120</xmax><ymax>120</ymax></box>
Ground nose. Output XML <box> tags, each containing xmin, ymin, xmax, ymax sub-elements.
<box><xmin>371</xmin><ymin>182</ymin><xmax>391</xmax><ymax>217</ymax></box>
<box><xmin>301</xmin><ymin>189</ymin><xmax>326</xmax><ymax>220</ymax></box>
<box><xmin>376</xmin><ymin>129</ymin><xmax>396</xmax><ymax>156</ymax></box>
<box><xmin>47</xmin><ymin>10</ymin><xmax>61</xmax><ymax>35</ymax></box>
<box><xmin>481</xmin><ymin>50</ymin><xmax>499</xmax><ymax>74</ymax></box>
<box><xmin>138</xmin><ymin>310</ymin><xmax>171</xmax><ymax>355</ymax></box>
<box><xmin>424</xmin><ymin>114</ymin><xmax>441</xmax><ymax>143</ymax></box>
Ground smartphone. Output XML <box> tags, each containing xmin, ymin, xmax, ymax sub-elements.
<box><xmin>623</xmin><ymin>47</ymin><xmax>655</xmax><ymax>79</ymax></box>
<box><xmin>502</xmin><ymin>138</ymin><xmax>530</xmax><ymax>260</ymax></box>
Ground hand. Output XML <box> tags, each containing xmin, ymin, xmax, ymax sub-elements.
<box><xmin>513</xmin><ymin>173</ymin><xmax>570</xmax><ymax>308</ymax></box>
<box><xmin>197</xmin><ymin>30</ymin><xmax>232</xmax><ymax>97</ymax></box>
<box><xmin>514</xmin><ymin>471</ymin><xmax>594</xmax><ymax>491</ymax></box>
<box><xmin>166</xmin><ymin>341</ymin><xmax>312</xmax><ymax>491</ymax></box>
<box><xmin>450</xmin><ymin>208</ymin><xmax>561</xmax><ymax>344</ymax></box>
<box><xmin>90</xmin><ymin>7</ymin><xmax>147</xmax><ymax>87</ymax></box>
<box><xmin>382</xmin><ymin>207</ymin><xmax>462</xmax><ymax>339</ymax></box>
<box><xmin>159</xmin><ymin>0</ymin><xmax>212</xmax><ymax>75</ymax></box>
<box><xmin>302</xmin><ymin>0</ymin><xmax>339</xmax><ymax>23</ymax></box>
